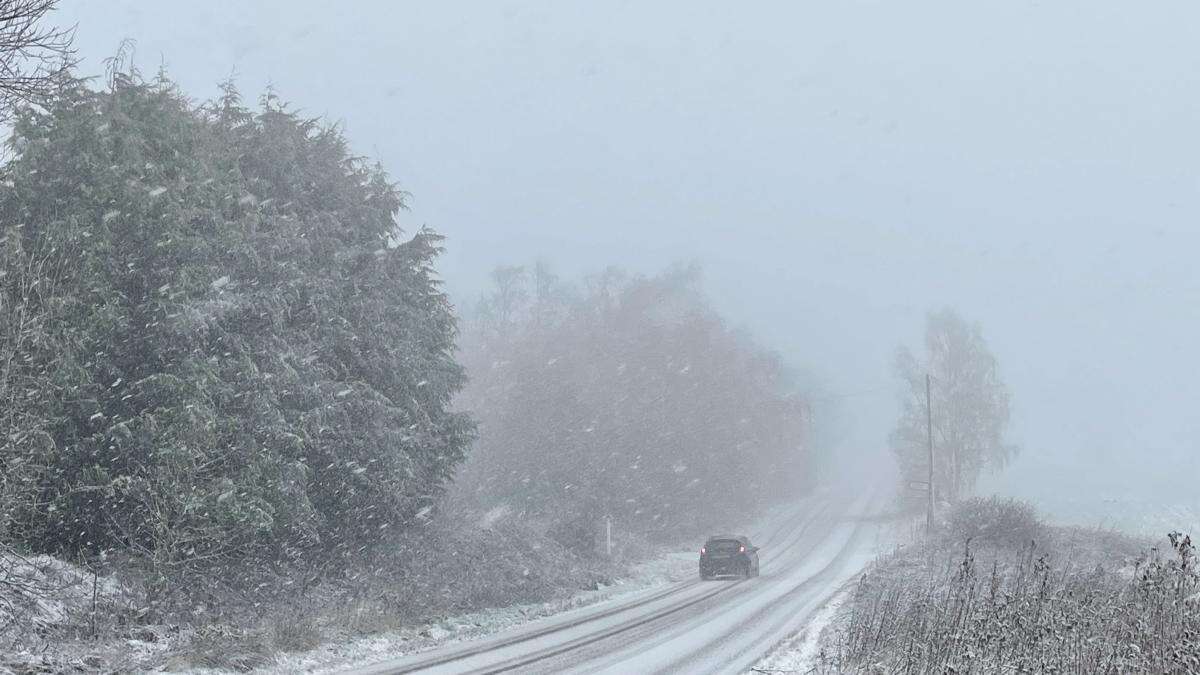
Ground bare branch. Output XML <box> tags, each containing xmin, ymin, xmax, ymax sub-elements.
<box><xmin>0</xmin><ymin>0</ymin><xmax>75</xmax><ymax>118</ymax></box>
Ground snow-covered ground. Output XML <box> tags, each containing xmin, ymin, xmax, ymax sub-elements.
<box><xmin>0</xmin><ymin>547</ymin><xmax>150</xmax><ymax>673</ymax></box>
<box><xmin>262</xmin><ymin>496</ymin><xmax>824</xmax><ymax>674</ymax></box>
<box><xmin>750</xmin><ymin>581</ymin><xmax>852</xmax><ymax>674</ymax></box>
<box><xmin>303</xmin><ymin>484</ymin><xmax>896</xmax><ymax>674</ymax></box>
<box><xmin>0</xmin><ymin>488</ymin><xmax>927</xmax><ymax>675</ymax></box>
<box><xmin>750</xmin><ymin>506</ymin><xmax>916</xmax><ymax>675</ymax></box>
<box><xmin>261</xmin><ymin>550</ymin><xmax>696</xmax><ymax>674</ymax></box>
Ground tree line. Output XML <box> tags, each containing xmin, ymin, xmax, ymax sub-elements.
<box><xmin>0</xmin><ymin>67</ymin><xmax>817</xmax><ymax>589</ymax></box>
<box><xmin>455</xmin><ymin>264</ymin><xmax>812</xmax><ymax>551</ymax></box>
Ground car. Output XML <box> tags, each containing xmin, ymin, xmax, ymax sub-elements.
<box><xmin>698</xmin><ymin>534</ymin><xmax>760</xmax><ymax>579</ymax></box>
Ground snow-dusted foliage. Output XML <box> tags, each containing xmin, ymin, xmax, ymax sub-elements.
<box><xmin>0</xmin><ymin>74</ymin><xmax>472</xmax><ymax>579</ymax></box>
<box><xmin>0</xmin><ymin>546</ymin><xmax>126</xmax><ymax>636</ymax></box>
<box><xmin>825</xmin><ymin>504</ymin><xmax>1199</xmax><ymax>673</ymax></box>
<box><xmin>456</xmin><ymin>264</ymin><xmax>810</xmax><ymax>550</ymax></box>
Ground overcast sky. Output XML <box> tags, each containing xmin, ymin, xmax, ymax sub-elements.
<box><xmin>56</xmin><ymin>1</ymin><xmax>1200</xmax><ymax>513</ymax></box>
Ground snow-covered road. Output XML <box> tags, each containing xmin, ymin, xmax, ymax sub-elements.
<box><xmin>342</xmin><ymin>484</ymin><xmax>889</xmax><ymax>675</ymax></box>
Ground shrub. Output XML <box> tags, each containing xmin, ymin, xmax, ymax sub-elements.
<box><xmin>269</xmin><ymin>606</ymin><xmax>321</xmax><ymax>653</ymax></box>
<box><xmin>944</xmin><ymin>495</ymin><xmax>1047</xmax><ymax>549</ymax></box>
<box><xmin>174</xmin><ymin>624</ymin><xmax>272</xmax><ymax>673</ymax></box>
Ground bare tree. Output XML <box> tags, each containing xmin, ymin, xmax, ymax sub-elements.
<box><xmin>0</xmin><ymin>0</ymin><xmax>75</xmax><ymax>118</ymax></box>
<box><xmin>891</xmin><ymin>309</ymin><xmax>1015</xmax><ymax>502</ymax></box>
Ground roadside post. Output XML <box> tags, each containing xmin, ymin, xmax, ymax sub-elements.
<box><xmin>605</xmin><ymin>515</ymin><xmax>612</xmax><ymax>557</ymax></box>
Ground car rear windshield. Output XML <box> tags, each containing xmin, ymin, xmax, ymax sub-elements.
<box><xmin>706</xmin><ymin>539</ymin><xmax>742</xmax><ymax>552</ymax></box>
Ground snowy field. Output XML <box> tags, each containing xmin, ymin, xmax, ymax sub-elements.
<box><xmin>1030</xmin><ymin>495</ymin><xmax>1200</xmax><ymax>537</ymax></box>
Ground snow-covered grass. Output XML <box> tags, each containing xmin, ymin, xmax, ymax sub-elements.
<box><xmin>0</xmin><ymin>548</ymin><xmax>119</xmax><ymax>634</ymax></box>
<box><xmin>0</xmin><ymin>546</ymin><xmax>161</xmax><ymax>674</ymax></box>
<box><xmin>803</xmin><ymin>498</ymin><xmax>1200</xmax><ymax>673</ymax></box>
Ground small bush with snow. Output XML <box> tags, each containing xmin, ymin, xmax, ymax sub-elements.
<box><xmin>943</xmin><ymin>495</ymin><xmax>1048</xmax><ymax>549</ymax></box>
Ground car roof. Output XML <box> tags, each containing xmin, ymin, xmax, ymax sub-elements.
<box><xmin>706</xmin><ymin>533</ymin><xmax>749</xmax><ymax>543</ymax></box>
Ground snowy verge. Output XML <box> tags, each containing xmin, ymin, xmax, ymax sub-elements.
<box><xmin>0</xmin><ymin>546</ymin><xmax>153</xmax><ymax>674</ymax></box>
<box><xmin>749</xmin><ymin>510</ymin><xmax>919</xmax><ymax>674</ymax></box>
<box><xmin>787</xmin><ymin>498</ymin><xmax>1198</xmax><ymax>673</ymax></box>
<box><xmin>258</xmin><ymin>549</ymin><xmax>696</xmax><ymax>674</ymax></box>
<box><xmin>0</xmin><ymin>498</ymin><xmax>818</xmax><ymax>673</ymax></box>
<box><xmin>749</xmin><ymin>580</ymin><xmax>853</xmax><ymax>674</ymax></box>
<box><xmin>258</xmin><ymin>498</ymin><xmax>811</xmax><ymax>674</ymax></box>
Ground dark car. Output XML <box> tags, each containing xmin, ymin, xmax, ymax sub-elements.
<box><xmin>698</xmin><ymin>534</ymin><xmax>760</xmax><ymax>579</ymax></box>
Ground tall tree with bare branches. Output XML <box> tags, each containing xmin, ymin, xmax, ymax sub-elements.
<box><xmin>0</xmin><ymin>0</ymin><xmax>74</xmax><ymax>118</ymax></box>
<box><xmin>891</xmin><ymin>309</ymin><xmax>1016</xmax><ymax>503</ymax></box>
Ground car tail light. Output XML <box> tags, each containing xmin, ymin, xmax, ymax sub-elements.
<box><xmin>700</xmin><ymin>547</ymin><xmax>706</xmax><ymax>555</ymax></box>
<box><xmin>739</xmin><ymin>545</ymin><xmax>746</xmax><ymax>553</ymax></box>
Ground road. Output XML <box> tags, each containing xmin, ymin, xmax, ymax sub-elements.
<box><xmin>344</xmin><ymin>485</ymin><xmax>887</xmax><ymax>675</ymax></box>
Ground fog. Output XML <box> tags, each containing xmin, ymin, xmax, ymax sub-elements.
<box><xmin>57</xmin><ymin>1</ymin><xmax>1200</xmax><ymax>522</ymax></box>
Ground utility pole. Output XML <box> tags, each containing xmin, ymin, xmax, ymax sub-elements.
<box><xmin>926</xmin><ymin>373</ymin><xmax>935</xmax><ymax>532</ymax></box>
<box><xmin>605</xmin><ymin>515</ymin><xmax>612</xmax><ymax>557</ymax></box>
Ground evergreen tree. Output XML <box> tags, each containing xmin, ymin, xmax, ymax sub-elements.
<box><xmin>0</xmin><ymin>73</ymin><xmax>473</xmax><ymax>571</ymax></box>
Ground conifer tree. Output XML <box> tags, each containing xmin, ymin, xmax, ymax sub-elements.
<box><xmin>0</xmin><ymin>73</ymin><xmax>473</xmax><ymax>571</ymax></box>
